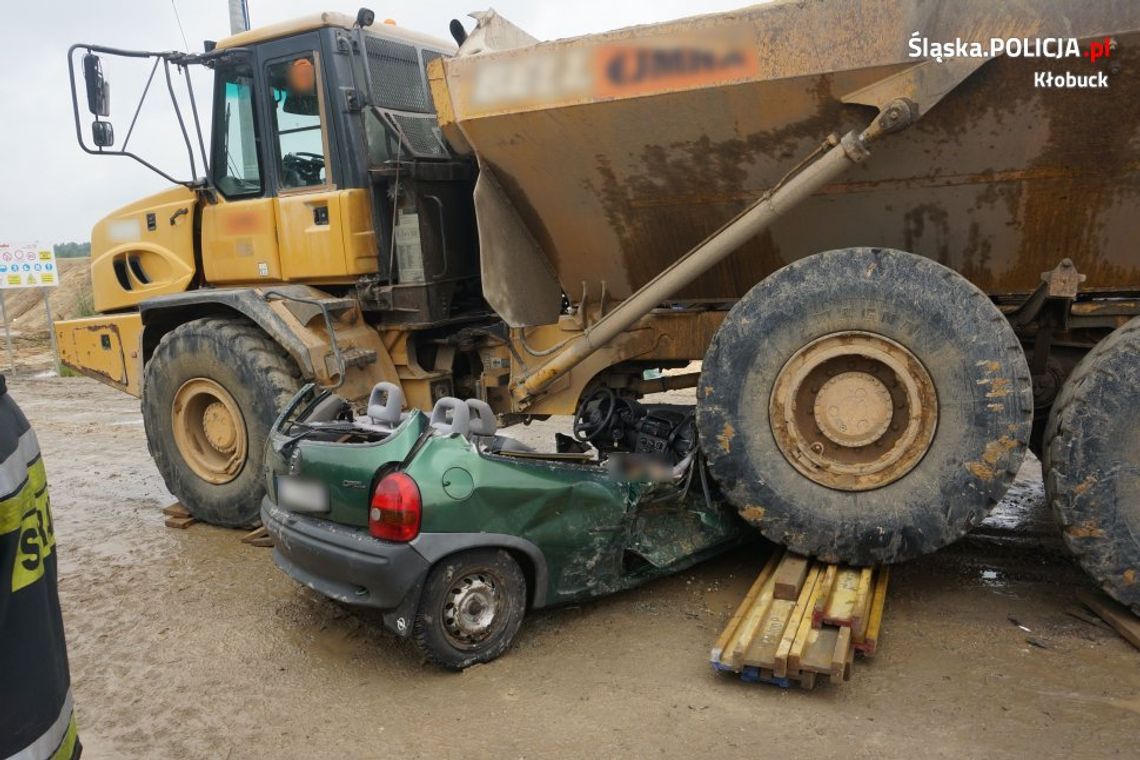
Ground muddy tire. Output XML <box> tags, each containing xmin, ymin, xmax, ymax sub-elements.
<box><xmin>413</xmin><ymin>549</ymin><xmax>526</xmax><ymax>670</ymax></box>
<box><xmin>142</xmin><ymin>317</ymin><xmax>300</xmax><ymax>527</ymax></box>
<box><xmin>697</xmin><ymin>248</ymin><xmax>1032</xmax><ymax>565</ymax></box>
<box><xmin>1044</xmin><ymin>317</ymin><xmax>1140</xmax><ymax>614</ymax></box>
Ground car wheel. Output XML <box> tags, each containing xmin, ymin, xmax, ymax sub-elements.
<box><xmin>413</xmin><ymin>549</ymin><xmax>526</xmax><ymax>670</ymax></box>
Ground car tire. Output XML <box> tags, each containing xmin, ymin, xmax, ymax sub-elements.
<box><xmin>413</xmin><ymin>549</ymin><xmax>527</xmax><ymax>670</ymax></box>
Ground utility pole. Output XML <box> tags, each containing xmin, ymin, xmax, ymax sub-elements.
<box><xmin>228</xmin><ymin>0</ymin><xmax>250</xmax><ymax>35</ymax></box>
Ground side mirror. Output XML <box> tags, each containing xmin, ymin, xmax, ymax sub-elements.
<box><xmin>83</xmin><ymin>53</ymin><xmax>110</xmax><ymax>117</ymax></box>
<box><xmin>355</xmin><ymin>7</ymin><xmax>375</xmax><ymax>27</ymax></box>
<box><xmin>91</xmin><ymin>120</ymin><xmax>114</xmax><ymax>147</ymax></box>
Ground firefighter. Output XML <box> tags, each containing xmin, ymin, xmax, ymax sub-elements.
<box><xmin>0</xmin><ymin>374</ymin><xmax>81</xmax><ymax>759</ymax></box>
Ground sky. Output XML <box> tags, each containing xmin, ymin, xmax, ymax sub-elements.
<box><xmin>0</xmin><ymin>0</ymin><xmax>751</xmax><ymax>246</ymax></box>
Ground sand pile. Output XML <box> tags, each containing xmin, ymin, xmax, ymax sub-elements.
<box><xmin>1</xmin><ymin>258</ymin><xmax>93</xmax><ymax>341</ymax></box>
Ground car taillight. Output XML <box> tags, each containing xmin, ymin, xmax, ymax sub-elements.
<box><xmin>369</xmin><ymin>472</ymin><xmax>421</xmax><ymax>542</ymax></box>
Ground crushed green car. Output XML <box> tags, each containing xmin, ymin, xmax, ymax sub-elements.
<box><xmin>262</xmin><ymin>383</ymin><xmax>749</xmax><ymax>669</ymax></box>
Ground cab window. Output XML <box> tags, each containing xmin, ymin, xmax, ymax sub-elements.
<box><xmin>267</xmin><ymin>54</ymin><xmax>328</xmax><ymax>190</ymax></box>
<box><xmin>212</xmin><ymin>60</ymin><xmax>262</xmax><ymax>197</ymax></box>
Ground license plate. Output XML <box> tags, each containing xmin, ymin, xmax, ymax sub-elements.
<box><xmin>277</xmin><ymin>476</ymin><xmax>329</xmax><ymax>513</ymax></box>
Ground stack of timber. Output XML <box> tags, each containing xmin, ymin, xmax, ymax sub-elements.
<box><xmin>711</xmin><ymin>550</ymin><xmax>889</xmax><ymax>689</ymax></box>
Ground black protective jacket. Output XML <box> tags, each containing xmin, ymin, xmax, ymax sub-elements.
<box><xmin>0</xmin><ymin>375</ymin><xmax>80</xmax><ymax>760</ymax></box>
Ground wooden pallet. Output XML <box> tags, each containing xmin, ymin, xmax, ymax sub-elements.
<box><xmin>162</xmin><ymin>502</ymin><xmax>198</xmax><ymax>530</ymax></box>
<box><xmin>710</xmin><ymin>550</ymin><xmax>889</xmax><ymax>689</ymax></box>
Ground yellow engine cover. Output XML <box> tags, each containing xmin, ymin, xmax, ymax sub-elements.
<box><xmin>90</xmin><ymin>187</ymin><xmax>198</xmax><ymax>312</ymax></box>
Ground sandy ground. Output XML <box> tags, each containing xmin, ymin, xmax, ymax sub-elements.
<box><xmin>6</xmin><ymin>372</ymin><xmax>1139</xmax><ymax>759</ymax></box>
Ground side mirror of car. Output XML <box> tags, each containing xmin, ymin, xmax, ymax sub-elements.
<box><xmin>91</xmin><ymin>120</ymin><xmax>114</xmax><ymax>147</ymax></box>
<box><xmin>83</xmin><ymin>53</ymin><xmax>110</xmax><ymax>117</ymax></box>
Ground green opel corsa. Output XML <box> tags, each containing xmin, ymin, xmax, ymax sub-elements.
<box><xmin>261</xmin><ymin>382</ymin><xmax>748</xmax><ymax>669</ymax></box>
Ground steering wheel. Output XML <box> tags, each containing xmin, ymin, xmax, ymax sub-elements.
<box><xmin>282</xmin><ymin>152</ymin><xmax>325</xmax><ymax>186</ymax></box>
<box><xmin>573</xmin><ymin>387</ymin><xmax>616</xmax><ymax>442</ymax></box>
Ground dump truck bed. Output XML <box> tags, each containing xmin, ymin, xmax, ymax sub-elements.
<box><xmin>432</xmin><ymin>0</ymin><xmax>1140</xmax><ymax>324</ymax></box>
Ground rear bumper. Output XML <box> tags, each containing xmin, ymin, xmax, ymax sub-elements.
<box><xmin>261</xmin><ymin>499</ymin><xmax>430</xmax><ymax>635</ymax></box>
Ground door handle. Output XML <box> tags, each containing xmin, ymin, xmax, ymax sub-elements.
<box><xmin>313</xmin><ymin>205</ymin><xmax>329</xmax><ymax>225</ymax></box>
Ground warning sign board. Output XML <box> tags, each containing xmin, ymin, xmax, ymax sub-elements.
<box><xmin>0</xmin><ymin>242</ymin><xmax>59</xmax><ymax>289</ymax></box>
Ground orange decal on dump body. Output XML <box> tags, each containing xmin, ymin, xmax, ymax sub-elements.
<box><xmin>593</xmin><ymin>33</ymin><xmax>759</xmax><ymax>99</ymax></box>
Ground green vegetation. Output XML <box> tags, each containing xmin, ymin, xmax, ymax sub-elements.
<box><xmin>73</xmin><ymin>290</ymin><xmax>96</xmax><ymax>319</ymax></box>
<box><xmin>53</xmin><ymin>241</ymin><xmax>91</xmax><ymax>258</ymax></box>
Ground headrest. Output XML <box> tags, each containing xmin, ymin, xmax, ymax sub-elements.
<box><xmin>429</xmin><ymin>397</ymin><xmax>470</xmax><ymax>436</ymax></box>
<box><xmin>465</xmin><ymin>399</ymin><xmax>497</xmax><ymax>436</ymax></box>
<box><xmin>366</xmin><ymin>382</ymin><xmax>404</xmax><ymax>426</ymax></box>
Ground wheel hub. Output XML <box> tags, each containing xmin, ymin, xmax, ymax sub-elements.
<box><xmin>442</xmin><ymin>574</ymin><xmax>500</xmax><ymax>649</ymax></box>
<box><xmin>202</xmin><ymin>401</ymin><xmax>238</xmax><ymax>453</ymax></box>
<box><xmin>171</xmin><ymin>378</ymin><xmax>247</xmax><ymax>485</ymax></box>
<box><xmin>813</xmin><ymin>371</ymin><xmax>894</xmax><ymax>448</ymax></box>
<box><xmin>770</xmin><ymin>331</ymin><xmax>938</xmax><ymax>491</ymax></box>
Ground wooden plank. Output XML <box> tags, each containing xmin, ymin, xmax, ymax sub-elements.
<box><xmin>164</xmin><ymin>515</ymin><xmax>197</xmax><ymax>530</ymax></box>
<box><xmin>711</xmin><ymin>551</ymin><xmax>782</xmax><ymax>665</ymax></box>
<box><xmin>162</xmin><ymin>502</ymin><xmax>190</xmax><ymax>518</ymax></box>
<box><xmin>742</xmin><ymin>598</ymin><xmax>796</xmax><ymax>669</ymax></box>
<box><xmin>799</xmin><ymin>626</ymin><xmax>840</xmax><ymax>674</ymax></box>
<box><xmin>241</xmin><ymin>525</ymin><xmax>270</xmax><ymax>544</ymax></box>
<box><xmin>861</xmin><ymin>567</ymin><xmax>891</xmax><ymax>655</ymax></box>
<box><xmin>788</xmin><ymin>573</ymin><xmax>827</xmax><ymax>675</ymax></box>
<box><xmin>812</xmin><ymin>565</ymin><xmax>838</xmax><ymax>627</ymax></box>
<box><xmin>775</xmin><ymin>565</ymin><xmax>822</xmax><ymax>678</ymax></box>
<box><xmin>248</xmin><ymin>536</ymin><xmax>274</xmax><ymax>548</ymax></box>
<box><xmin>773</xmin><ymin>553</ymin><xmax>811</xmax><ymax>600</ymax></box>
<box><xmin>822</xmin><ymin>568</ymin><xmax>862</xmax><ymax>626</ymax></box>
<box><xmin>724</xmin><ymin>561</ymin><xmax>781</xmax><ymax>670</ymax></box>
<box><xmin>1078</xmin><ymin>590</ymin><xmax>1140</xmax><ymax>650</ymax></box>
<box><xmin>830</xmin><ymin>626</ymin><xmax>852</xmax><ymax>683</ymax></box>
<box><xmin>850</xmin><ymin>567</ymin><xmax>875</xmax><ymax>641</ymax></box>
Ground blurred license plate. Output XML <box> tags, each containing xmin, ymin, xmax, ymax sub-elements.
<box><xmin>277</xmin><ymin>477</ymin><xmax>329</xmax><ymax>513</ymax></box>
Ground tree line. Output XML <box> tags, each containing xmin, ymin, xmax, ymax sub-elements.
<box><xmin>53</xmin><ymin>242</ymin><xmax>91</xmax><ymax>258</ymax></box>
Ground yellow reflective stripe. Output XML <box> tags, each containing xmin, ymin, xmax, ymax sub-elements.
<box><xmin>48</xmin><ymin>715</ymin><xmax>78</xmax><ymax>760</ymax></box>
<box><xmin>11</xmin><ymin>490</ymin><xmax>56</xmax><ymax>592</ymax></box>
<box><xmin>0</xmin><ymin>459</ymin><xmax>47</xmax><ymax>535</ymax></box>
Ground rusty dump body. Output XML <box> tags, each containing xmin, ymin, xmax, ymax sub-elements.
<box><xmin>431</xmin><ymin>0</ymin><xmax>1140</xmax><ymax>325</ymax></box>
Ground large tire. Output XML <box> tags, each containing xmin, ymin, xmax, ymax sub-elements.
<box><xmin>413</xmin><ymin>549</ymin><xmax>527</xmax><ymax>670</ymax></box>
<box><xmin>142</xmin><ymin>317</ymin><xmax>300</xmax><ymax>527</ymax></box>
<box><xmin>697</xmin><ymin>248</ymin><xmax>1032</xmax><ymax>565</ymax></box>
<box><xmin>1044</xmin><ymin>317</ymin><xmax>1140</xmax><ymax>614</ymax></box>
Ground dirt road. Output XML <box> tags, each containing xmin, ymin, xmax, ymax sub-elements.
<box><xmin>7</xmin><ymin>373</ymin><xmax>1138</xmax><ymax>759</ymax></box>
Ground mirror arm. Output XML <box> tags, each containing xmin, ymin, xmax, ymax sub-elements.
<box><xmin>121</xmin><ymin>57</ymin><xmax>161</xmax><ymax>152</ymax></box>
<box><xmin>162</xmin><ymin>57</ymin><xmax>197</xmax><ymax>180</ymax></box>
<box><xmin>182</xmin><ymin>61</ymin><xmax>213</xmax><ymax>190</ymax></box>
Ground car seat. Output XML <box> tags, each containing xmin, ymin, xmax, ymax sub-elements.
<box><xmin>353</xmin><ymin>382</ymin><xmax>406</xmax><ymax>434</ymax></box>
<box><xmin>465</xmin><ymin>399</ymin><xmax>534</xmax><ymax>454</ymax></box>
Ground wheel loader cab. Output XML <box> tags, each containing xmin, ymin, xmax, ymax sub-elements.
<box><xmin>196</xmin><ymin>19</ymin><xmax>481</xmax><ymax>324</ymax></box>
<box><xmin>203</xmin><ymin>29</ymin><xmax>378</xmax><ymax>285</ymax></box>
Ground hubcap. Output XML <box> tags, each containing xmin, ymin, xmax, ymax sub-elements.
<box><xmin>171</xmin><ymin>378</ymin><xmax>247</xmax><ymax>484</ymax></box>
<box><xmin>770</xmin><ymin>331</ymin><xmax>938</xmax><ymax>491</ymax></box>
<box><xmin>442</xmin><ymin>572</ymin><xmax>501</xmax><ymax>650</ymax></box>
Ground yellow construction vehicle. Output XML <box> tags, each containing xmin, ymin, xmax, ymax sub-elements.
<box><xmin>59</xmin><ymin>4</ymin><xmax>1140</xmax><ymax>615</ymax></box>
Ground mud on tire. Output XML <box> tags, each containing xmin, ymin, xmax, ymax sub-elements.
<box><xmin>1044</xmin><ymin>316</ymin><xmax>1140</xmax><ymax>614</ymax></box>
<box><xmin>697</xmin><ymin>248</ymin><xmax>1033</xmax><ymax>565</ymax></box>
<box><xmin>142</xmin><ymin>317</ymin><xmax>300</xmax><ymax>527</ymax></box>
